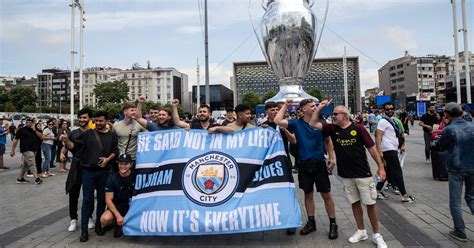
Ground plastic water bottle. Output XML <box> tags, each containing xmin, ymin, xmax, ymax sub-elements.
<box><xmin>375</xmin><ymin>175</ymin><xmax>381</xmax><ymax>183</ymax></box>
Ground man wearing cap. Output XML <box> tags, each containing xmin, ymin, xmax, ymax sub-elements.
<box><xmin>100</xmin><ymin>154</ymin><xmax>134</xmax><ymax>238</ymax></box>
<box><xmin>438</xmin><ymin>102</ymin><xmax>474</xmax><ymax>242</ymax></box>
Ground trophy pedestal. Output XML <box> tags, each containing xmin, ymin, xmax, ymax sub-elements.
<box><xmin>265</xmin><ymin>85</ymin><xmax>319</xmax><ymax>103</ymax></box>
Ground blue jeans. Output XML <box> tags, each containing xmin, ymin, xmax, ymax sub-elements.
<box><xmin>41</xmin><ymin>143</ymin><xmax>52</xmax><ymax>172</ymax></box>
<box><xmin>449</xmin><ymin>171</ymin><xmax>474</xmax><ymax>235</ymax></box>
<box><xmin>81</xmin><ymin>168</ymin><xmax>108</xmax><ymax>230</ymax></box>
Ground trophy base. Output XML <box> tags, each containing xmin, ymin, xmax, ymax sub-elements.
<box><xmin>265</xmin><ymin>85</ymin><xmax>319</xmax><ymax>103</ymax></box>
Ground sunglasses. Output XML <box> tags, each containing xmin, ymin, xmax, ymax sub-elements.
<box><xmin>385</xmin><ymin>108</ymin><xmax>394</xmax><ymax>111</ymax></box>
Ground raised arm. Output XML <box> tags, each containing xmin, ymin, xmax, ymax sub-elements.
<box><xmin>281</xmin><ymin>127</ymin><xmax>296</xmax><ymax>144</ymax></box>
<box><xmin>309</xmin><ymin>99</ymin><xmax>331</xmax><ymax>130</ymax></box>
<box><xmin>171</xmin><ymin>99</ymin><xmax>190</xmax><ymax>129</ymax></box>
<box><xmin>274</xmin><ymin>101</ymin><xmax>290</xmax><ymax>128</ymax></box>
<box><xmin>135</xmin><ymin>95</ymin><xmax>148</xmax><ymax>129</ymax></box>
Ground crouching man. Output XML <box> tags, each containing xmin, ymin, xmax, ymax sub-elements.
<box><xmin>100</xmin><ymin>154</ymin><xmax>134</xmax><ymax>238</ymax></box>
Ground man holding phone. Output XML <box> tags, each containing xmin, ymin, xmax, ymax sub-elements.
<box><xmin>61</xmin><ymin>111</ymin><xmax>118</xmax><ymax>242</ymax></box>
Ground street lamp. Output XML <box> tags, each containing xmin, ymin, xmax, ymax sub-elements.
<box><xmin>69</xmin><ymin>0</ymin><xmax>85</xmax><ymax>125</ymax></box>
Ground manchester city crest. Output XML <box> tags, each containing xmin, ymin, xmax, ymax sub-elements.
<box><xmin>182</xmin><ymin>152</ymin><xmax>239</xmax><ymax>206</ymax></box>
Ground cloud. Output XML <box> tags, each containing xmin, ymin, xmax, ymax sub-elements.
<box><xmin>177</xmin><ymin>25</ymin><xmax>202</xmax><ymax>34</ymax></box>
<box><xmin>181</xmin><ymin>63</ymin><xmax>233</xmax><ymax>89</ymax></box>
<box><xmin>383</xmin><ymin>26</ymin><xmax>418</xmax><ymax>53</ymax></box>
<box><xmin>359</xmin><ymin>67</ymin><xmax>379</xmax><ymax>93</ymax></box>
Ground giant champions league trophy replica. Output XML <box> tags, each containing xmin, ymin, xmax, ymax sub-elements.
<box><xmin>252</xmin><ymin>0</ymin><xmax>328</xmax><ymax>103</ymax></box>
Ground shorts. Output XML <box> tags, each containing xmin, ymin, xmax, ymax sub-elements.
<box><xmin>0</xmin><ymin>144</ymin><xmax>5</xmax><ymax>155</ymax></box>
<box><xmin>341</xmin><ymin>177</ymin><xmax>377</xmax><ymax>205</ymax></box>
<box><xmin>297</xmin><ymin>160</ymin><xmax>331</xmax><ymax>194</ymax></box>
<box><xmin>22</xmin><ymin>151</ymin><xmax>37</xmax><ymax>174</ymax></box>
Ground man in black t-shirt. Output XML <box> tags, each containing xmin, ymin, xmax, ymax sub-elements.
<box><xmin>100</xmin><ymin>154</ymin><xmax>134</xmax><ymax>238</ymax></box>
<box><xmin>310</xmin><ymin>100</ymin><xmax>388</xmax><ymax>248</ymax></box>
<box><xmin>61</xmin><ymin>111</ymin><xmax>118</xmax><ymax>242</ymax></box>
<box><xmin>171</xmin><ymin>99</ymin><xmax>221</xmax><ymax>131</ymax></box>
<box><xmin>60</xmin><ymin>108</ymin><xmax>95</xmax><ymax>233</ymax></box>
<box><xmin>10</xmin><ymin>118</ymin><xmax>43</xmax><ymax>184</ymax></box>
<box><xmin>419</xmin><ymin>105</ymin><xmax>439</xmax><ymax>163</ymax></box>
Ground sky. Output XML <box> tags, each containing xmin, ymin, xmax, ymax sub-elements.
<box><xmin>1</xmin><ymin>0</ymin><xmax>473</xmax><ymax>94</ymax></box>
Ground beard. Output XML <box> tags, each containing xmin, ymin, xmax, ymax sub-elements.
<box><xmin>199</xmin><ymin>116</ymin><xmax>210</xmax><ymax>122</ymax></box>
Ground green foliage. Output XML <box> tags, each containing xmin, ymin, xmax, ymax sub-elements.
<box><xmin>307</xmin><ymin>88</ymin><xmax>323</xmax><ymax>100</ymax></box>
<box><xmin>22</xmin><ymin>105</ymin><xmax>36</xmax><ymax>113</ymax></box>
<box><xmin>93</xmin><ymin>80</ymin><xmax>129</xmax><ymax>107</ymax></box>
<box><xmin>142</xmin><ymin>101</ymin><xmax>159</xmax><ymax>114</ymax></box>
<box><xmin>262</xmin><ymin>89</ymin><xmax>277</xmax><ymax>102</ymax></box>
<box><xmin>4</xmin><ymin>102</ymin><xmax>16</xmax><ymax>112</ymax></box>
<box><xmin>242</xmin><ymin>91</ymin><xmax>261</xmax><ymax>113</ymax></box>
<box><xmin>9</xmin><ymin>87</ymin><xmax>37</xmax><ymax>111</ymax></box>
<box><xmin>101</xmin><ymin>102</ymin><xmax>122</xmax><ymax>120</ymax></box>
<box><xmin>0</xmin><ymin>87</ymin><xmax>9</xmax><ymax>110</ymax></box>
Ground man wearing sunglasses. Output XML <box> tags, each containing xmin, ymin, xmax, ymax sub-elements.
<box><xmin>309</xmin><ymin>100</ymin><xmax>387</xmax><ymax>248</ymax></box>
<box><xmin>274</xmin><ymin>99</ymin><xmax>338</xmax><ymax>239</ymax></box>
<box><xmin>375</xmin><ymin>102</ymin><xmax>415</xmax><ymax>203</ymax></box>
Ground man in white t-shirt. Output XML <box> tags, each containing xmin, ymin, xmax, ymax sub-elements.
<box><xmin>375</xmin><ymin>102</ymin><xmax>415</xmax><ymax>203</ymax></box>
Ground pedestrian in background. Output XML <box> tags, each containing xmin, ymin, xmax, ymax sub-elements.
<box><xmin>40</xmin><ymin>119</ymin><xmax>56</xmax><ymax>178</ymax></box>
<box><xmin>438</xmin><ymin>102</ymin><xmax>474</xmax><ymax>242</ymax></box>
<box><xmin>0</xmin><ymin>117</ymin><xmax>10</xmax><ymax>170</ymax></box>
<box><xmin>419</xmin><ymin>105</ymin><xmax>439</xmax><ymax>164</ymax></box>
<box><xmin>10</xmin><ymin>118</ymin><xmax>43</xmax><ymax>184</ymax></box>
<box><xmin>57</xmin><ymin>120</ymin><xmax>70</xmax><ymax>172</ymax></box>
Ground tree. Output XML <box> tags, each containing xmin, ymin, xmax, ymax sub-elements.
<box><xmin>4</xmin><ymin>102</ymin><xmax>16</xmax><ymax>112</ymax></box>
<box><xmin>242</xmin><ymin>91</ymin><xmax>261</xmax><ymax>113</ymax></box>
<box><xmin>102</xmin><ymin>102</ymin><xmax>122</xmax><ymax>120</ymax></box>
<box><xmin>262</xmin><ymin>89</ymin><xmax>277</xmax><ymax>102</ymax></box>
<box><xmin>307</xmin><ymin>88</ymin><xmax>323</xmax><ymax>100</ymax></box>
<box><xmin>0</xmin><ymin>86</ymin><xmax>9</xmax><ymax>111</ymax></box>
<box><xmin>9</xmin><ymin>87</ymin><xmax>37</xmax><ymax>112</ymax></box>
<box><xmin>22</xmin><ymin>105</ymin><xmax>37</xmax><ymax>113</ymax></box>
<box><xmin>93</xmin><ymin>80</ymin><xmax>129</xmax><ymax>107</ymax></box>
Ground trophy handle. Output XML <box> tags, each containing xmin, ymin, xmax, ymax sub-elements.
<box><xmin>306</xmin><ymin>0</ymin><xmax>315</xmax><ymax>7</ymax></box>
<box><xmin>248</xmin><ymin>0</ymin><xmax>271</xmax><ymax>64</ymax></box>
<box><xmin>313</xmin><ymin>0</ymin><xmax>329</xmax><ymax>58</ymax></box>
<box><xmin>261</xmin><ymin>0</ymin><xmax>269</xmax><ymax>10</ymax></box>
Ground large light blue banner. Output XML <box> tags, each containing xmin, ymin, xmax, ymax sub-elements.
<box><xmin>124</xmin><ymin>128</ymin><xmax>302</xmax><ymax>236</ymax></box>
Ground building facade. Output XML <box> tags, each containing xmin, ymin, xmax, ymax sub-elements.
<box><xmin>378</xmin><ymin>54</ymin><xmax>456</xmax><ymax>108</ymax></box>
<box><xmin>192</xmin><ymin>84</ymin><xmax>233</xmax><ymax>111</ymax></box>
<box><xmin>36</xmin><ymin>69</ymin><xmax>79</xmax><ymax>111</ymax></box>
<box><xmin>233</xmin><ymin>57</ymin><xmax>361</xmax><ymax>112</ymax></box>
<box><xmin>83</xmin><ymin>67</ymin><xmax>189</xmax><ymax>110</ymax></box>
<box><xmin>363</xmin><ymin>87</ymin><xmax>379</xmax><ymax>110</ymax></box>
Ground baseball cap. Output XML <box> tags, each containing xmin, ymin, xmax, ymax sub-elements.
<box><xmin>444</xmin><ymin>102</ymin><xmax>462</xmax><ymax>114</ymax></box>
<box><xmin>117</xmin><ymin>154</ymin><xmax>132</xmax><ymax>163</ymax></box>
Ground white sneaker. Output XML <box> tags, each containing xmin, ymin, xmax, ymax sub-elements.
<box><xmin>88</xmin><ymin>218</ymin><xmax>95</xmax><ymax>229</ymax></box>
<box><xmin>426</xmin><ymin>159</ymin><xmax>431</xmax><ymax>164</ymax></box>
<box><xmin>68</xmin><ymin>219</ymin><xmax>77</xmax><ymax>232</ymax></box>
<box><xmin>373</xmin><ymin>233</ymin><xmax>387</xmax><ymax>248</ymax></box>
<box><xmin>348</xmin><ymin>229</ymin><xmax>368</xmax><ymax>243</ymax></box>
